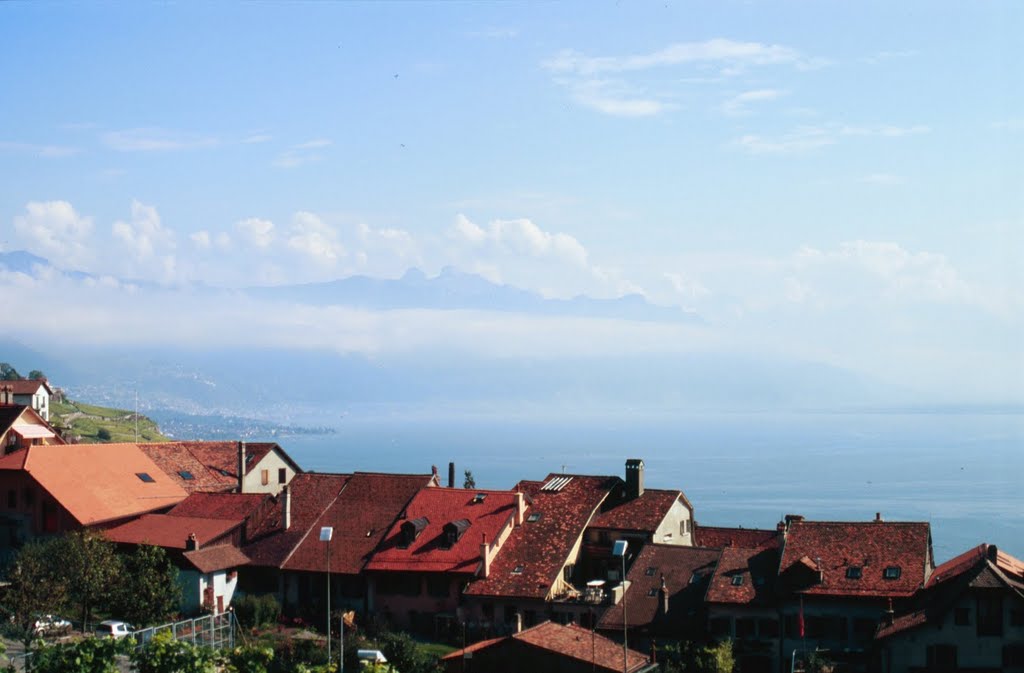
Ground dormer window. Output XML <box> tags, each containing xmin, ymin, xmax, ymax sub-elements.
<box><xmin>731</xmin><ymin>575</ymin><xmax>744</xmax><ymax>586</ymax></box>
<box><xmin>442</xmin><ymin>519</ymin><xmax>471</xmax><ymax>549</ymax></box>
<box><xmin>884</xmin><ymin>566</ymin><xmax>901</xmax><ymax>580</ymax></box>
<box><xmin>846</xmin><ymin>566</ymin><xmax>863</xmax><ymax>580</ymax></box>
<box><xmin>473</xmin><ymin>493</ymin><xmax>487</xmax><ymax>503</ymax></box>
<box><xmin>399</xmin><ymin>517</ymin><xmax>429</xmax><ymax>548</ymax></box>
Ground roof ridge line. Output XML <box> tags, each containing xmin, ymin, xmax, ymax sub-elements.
<box><xmin>279</xmin><ymin>477</ymin><xmax>350</xmax><ymax>568</ymax></box>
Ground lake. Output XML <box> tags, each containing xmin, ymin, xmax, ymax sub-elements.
<box><xmin>278</xmin><ymin>409</ymin><xmax>1024</xmax><ymax>564</ymax></box>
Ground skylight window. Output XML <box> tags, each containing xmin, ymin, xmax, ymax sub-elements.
<box><xmin>884</xmin><ymin>566</ymin><xmax>901</xmax><ymax>580</ymax></box>
<box><xmin>645</xmin><ymin>566</ymin><xmax>657</xmax><ymax>576</ymax></box>
<box><xmin>731</xmin><ymin>575</ymin><xmax>744</xmax><ymax>586</ymax></box>
<box><xmin>136</xmin><ymin>472</ymin><xmax>155</xmax><ymax>483</ymax></box>
<box><xmin>512</xmin><ymin>565</ymin><xmax>525</xmax><ymax>574</ymax></box>
<box><xmin>526</xmin><ymin>512</ymin><xmax>542</xmax><ymax>523</ymax></box>
<box><xmin>846</xmin><ymin>566</ymin><xmax>863</xmax><ymax>580</ymax></box>
<box><xmin>178</xmin><ymin>470</ymin><xmax>195</xmax><ymax>480</ymax></box>
<box><xmin>648</xmin><ymin>588</ymin><xmax>658</xmax><ymax>596</ymax></box>
<box><xmin>689</xmin><ymin>572</ymin><xmax>702</xmax><ymax>585</ymax></box>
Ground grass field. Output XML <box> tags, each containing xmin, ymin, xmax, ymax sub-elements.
<box><xmin>50</xmin><ymin>398</ymin><xmax>170</xmax><ymax>443</ymax></box>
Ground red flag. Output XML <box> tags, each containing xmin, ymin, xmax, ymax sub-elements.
<box><xmin>798</xmin><ymin>595</ymin><xmax>805</xmax><ymax>638</ymax></box>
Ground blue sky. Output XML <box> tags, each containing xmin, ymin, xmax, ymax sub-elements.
<box><xmin>1</xmin><ymin>1</ymin><xmax>1021</xmax><ymax>402</ymax></box>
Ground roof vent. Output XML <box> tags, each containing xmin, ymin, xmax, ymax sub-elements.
<box><xmin>541</xmin><ymin>476</ymin><xmax>573</xmax><ymax>492</ymax></box>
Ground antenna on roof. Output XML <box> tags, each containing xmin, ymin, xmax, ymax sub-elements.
<box><xmin>134</xmin><ymin>386</ymin><xmax>139</xmax><ymax>443</ymax></box>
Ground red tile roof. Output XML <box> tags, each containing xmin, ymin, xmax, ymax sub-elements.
<box><xmin>465</xmin><ymin>474</ymin><xmax>617</xmax><ymax>599</ymax></box>
<box><xmin>243</xmin><ymin>472</ymin><xmax>350</xmax><ymax>568</ymax></box>
<box><xmin>695</xmin><ymin>524</ymin><xmax>780</xmax><ymax>550</ymax></box>
<box><xmin>183</xmin><ymin>544</ymin><xmax>251</xmax><ymax>574</ymax></box>
<box><xmin>137</xmin><ymin>441</ymin><xmax>299</xmax><ymax>493</ymax></box>
<box><xmin>778</xmin><ymin>520</ymin><xmax>931</xmax><ymax>598</ymax></box>
<box><xmin>877</xmin><ymin>543</ymin><xmax>1024</xmax><ymax>640</ymax></box>
<box><xmin>4</xmin><ymin>379</ymin><xmax>53</xmax><ymax>395</ymax></box>
<box><xmin>442</xmin><ymin>621</ymin><xmax>652</xmax><ymax>673</ymax></box>
<box><xmin>366</xmin><ymin>487</ymin><xmax>519</xmax><ymax>575</ymax></box>
<box><xmin>0</xmin><ymin>443</ymin><xmax>188</xmax><ymax>525</ymax></box>
<box><xmin>168</xmin><ymin>492</ymin><xmax>270</xmax><ymax>520</ymax></box>
<box><xmin>705</xmin><ymin>543</ymin><xmax>781</xmax><ymax>606</ymax></box>
<box><xmin>589</xmin><ymin>489</ymin><xmax>688</xmax><ymax>533</ymax></box>
<box><xmin>105</xmin><ymin>513</ymin><xmax>241</xmax><ymax>549</ymax></box>
<box><xmin>283</xmin><ymin>472</ymin><xmax>432</xmax><ymax>575</ymax></box>
<box><xmin>599</xmin><ymin>544</ymin><xmax>721</xmax><ymax>632</ymax></box>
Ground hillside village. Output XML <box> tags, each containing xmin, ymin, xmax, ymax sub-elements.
<box><xmin>1</xmin><ymin>377</ymin><xmax>1023</xmax><ymax>673</ymax></box>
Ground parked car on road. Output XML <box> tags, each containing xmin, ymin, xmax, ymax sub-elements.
<box><xmin>33</xmin><ymin>614</ymin><xmax>72</xmax><ymax>636</ymax></box>
<box><xmin>95</xmin><ymin>620</ymin><xmax>132</xmax><ymax>639</ymax></box>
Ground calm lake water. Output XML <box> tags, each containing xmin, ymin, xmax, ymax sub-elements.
<box><xmin>277</xmin><ymin>410</ymin><xmax>1024</xmax><ymax>564</ymax></box>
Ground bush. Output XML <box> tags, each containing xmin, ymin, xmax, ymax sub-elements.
<box><xmin>234</xmin><ymin>594</ymin><xmax>281</xmax><ymax>629</ymax></box>
<box><xmin>96</xmin><ymin>427</ymin><xmax>112</xmax><ymax>441</ymax></box>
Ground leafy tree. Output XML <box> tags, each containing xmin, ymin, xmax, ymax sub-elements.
<box><xmin>96</xmin><ymin>427</ymin><xmax>113</xmax><ymax>441</ymax></box>
<box><xmin>463</xmin><ymin>469</ymin><xmax>476</xmax><ymax>489</ymax></box>
<box><xmin>111</xmin><ymin>544</ymin><xmax>181</xmax><ymax>626</ymax></box>
<box><xmin>29</xmin><ymin>636</ymin><xmax>130</xmax><ymax>673</ymax></box>
<box><xmin>225</xmin><ymin>644</ymin><xmax>274</xmax><ymax>673</ymax></box>
<box><xmin>0</xmin><ymin>362</ymin><xmax>21</xmax><ymax>380</ymax></box>
<box><xmin>5</xmin><ymin>538</ymin><xmax>69</xmax><ymax>648</ymax></box>
<box><xmin>28</xmin><ymin>369</ymin><xmax>46</xmax><ymax>380</ymax></box>
<box><xmin>377</xmin><ymin>629</ymin><xmax>439</xmax><ymax>673</ymax></box>
<box><xmin>130</xmin><ymin>629</ymin><xmax>220</xmax><ymax>673</ymax></box>
<box><xmin>51</xmin><ymin>530</ymin><xmax>119</xmax><ymax>629</ymax></box>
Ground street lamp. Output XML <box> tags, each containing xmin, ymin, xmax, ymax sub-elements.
<box><xmin>320</xmin><ymin>526</ymin><xmax>334</xmax><ymax>665</ymax></box>
<box><xmin>612</xmin><ymin>539</ymin><xmax>629</xmax><ymax>673</ymax></box>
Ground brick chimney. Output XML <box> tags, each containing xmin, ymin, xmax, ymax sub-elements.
<box><xmin>987</xmin><ymin>544</ymin><xmax>998</xmax><ymax>562</ymax></box>
<box><xmin>515</xmin><ymin>492</ymin><xmax>525</xmax><ymax>526</ymax></box>
<box><xmin>625</xmin><ymin>458</ymin><xmax>645</xmax><ymax>500</ymax></box>
<box><xmin>186</xmin><ymin>532</ymin><xmax>199</xmax><ymax>551</ymax></box>
<box><xmin>281</xmin><ymin>484</ymin><xmax>291</xmax><ymax>530</ymax></box>
<box><xmin>875</xmin><ymin>512</ymin><xmax>883</xmax><ymax>522</ymax></box>
<box><xmin>237</xmin><ymin>441</ymin><xmax>247</xmax><ymax>493</ymax></box>
<box><xmin>0</xmin><ymin>385</ymin><xmax>13</xmax><ymax>405</ymax></box>
<box><xmin>658</xmin><ymin>574</ymin><xmax>669</xmax><ymax>615</ymax></box>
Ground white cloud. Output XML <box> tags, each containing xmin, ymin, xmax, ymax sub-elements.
<box><xmin>721</xmin><ymin>89</ymin><xmax>785</xmax><ymax>116</ymax></box>
<box><xmin>450</xmin><ymin>214</ymin><xmax>589</xmax><ymax>268</ymax></box>
<box><xmin>735</xmin><ymin>122</ymin><xmax>930</xmax><ymax>154</ymax></box>
<box><xmin>13</xmin><ymin>201</ymin><xmax>95</xmax><ymax>267</ymax></box>
<box><xmin>236</xmin><ymin>218</ymin><xmax>276</xmax><ymax>249</ymax></box>
<box><xmin>565</xmin><ymin>78</ymin><xmax>675</xmax><ymax>117</ymax></box>
<box><xmin>286</xmin><ymin>211</ymin><xmax>346</xmax><ymax>264</ymax></box>
<box><xmin>190</xmin><ymin>231</ymin><xmax>211</xmax><ymax>249</ymax></box>
<box><xmin>102</xmin><ymin>128</ymin><xmax>219</xmax><ymax>152</ymax></box>
<box><xmin>543</xmin><ymin>39</ymin><xmax>810</xmax><ymax>76</ymax></box>
<box><xmin>112</xmin><ymin>200</ymin><xmax>175</xmax><ymax>261</ymax></box>
<box><xmin>275</xmin><ymin>139</ymin><xmax>333</xmax><ymax>168</ymax></box>
<box><xmin>0</xmin><ymin>141</ymin><xmax>81</xmax><ymax>158</ymax></box>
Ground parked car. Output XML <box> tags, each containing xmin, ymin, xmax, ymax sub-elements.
<box><xmin>95</xmin><ymin>620</ymin><xmax>132</xmax><ymax>639</ymax></box>
<box><xmin>33</xmin><ymin>614</ymin><xmax>72</xmax><ymax>636</ymax></box>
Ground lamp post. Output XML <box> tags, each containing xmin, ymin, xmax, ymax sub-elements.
<box><xmin>612</xmin><ymin>539</ymin><xmax>629</xmax><ymax>673</ymax></box>
<box><xmin>320</xmin><ymin>526</ymin><xmax>334</xmax><ymax>665</ymax></box>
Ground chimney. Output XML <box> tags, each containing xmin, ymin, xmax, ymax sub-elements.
<box><xmin>987</xmin><ymin>544</ymin><xmax>998</xmax><ymax>562</ymax></box>
<box><xmin>515</xmin><ymin>492</ymin><xmax>525</xmax><ymax>526</ymax></box>
<box><xmin>625</xmin><ymin>458</ymin><xmax>645</xmax><ymax>500</ymax></box>
<box><xmin>281</xmin><ymin>484</ymin><xmax>292</xmax><ymax>530</ymax></box>
<box><xmin>237</xmin><ymin>441</ymin><xmax>247</xmax><ymax>493</ymax></box>
<box><xmin>882</xmin><ymin>597</ymin><xmax>895</xmax><ymax>626</ymax></box>
<box><xmin>784</xmin><ymin>514</ymin><xmax>805</xmax><ymax>530</ymax></box>
<box><xmin>479</xmin><ymin>533</ymin><xmax>490</xmax><ymax>578</ymax></box>
<box><xmin>448</xmin><ymin>462</ymin><xmax>455</xmax><ymax>489</ymax></box>
<box><xmin>875</xmin><ymin>512</ymin><xmax>883</xmax><ymax>522</ymax></box>
<box><xmin>658</xmin><ymin>574</ymin><xmax>669</xmax><ymax>615</ymax></box>
<box><xmin>186</xmin><ymin>532</ymin><xmax>199</xmax><ymax>551</ymax></box>
<box><xmin>0</xmin><ymin>385</ymin><xmax>12</xmax><ymax>405</ymax></box>
<box><xmin>513</xmin><ymin>612</ymin><xmax>523</xmax><ymax>634</ymax></box>
<box><xmin>431</xmin><ymin>465</ymin><xmax>439</xmax><ymax>481</ymax></box>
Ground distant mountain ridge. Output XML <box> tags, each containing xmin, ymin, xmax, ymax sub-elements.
<box><xmin>0</xmin><ymin>250</ymin><xmax>699</xmax><ymax>324</ymax></box>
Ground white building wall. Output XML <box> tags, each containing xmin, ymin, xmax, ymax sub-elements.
<box><xmin>653</xmin><ymin>499</ymin><xmax>693</xmax><ymax>546</ymax></box>
<box><xmin>242</xmin><ymin>451</ymin><xmax>296</xmax><ymax>495</ymax></box>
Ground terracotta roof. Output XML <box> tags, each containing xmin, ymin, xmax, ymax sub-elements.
<box><xmin>0</xmin><ymin>443</ymin><xmax>187</xmax><ymax>525</ymax></box>
<box><xmin>4</xmin><ymin>379</ymin><xmax>53</xmax><ymax>395</ymax></box>
<box><xmin>466</xmin><ymin>474</ymin><xmax>617</xmax><ymax>599</ymax></box>
<box><xmin>778</xmin><ymin>519</ymin><xmax>931</xmax><ymax>598</ymax></box>
<box><xmin>877</xmin><ymin>543</ymin><xmax>1024</xmax><ymax>640</ymax></box>
<box><xmin>590</xmin><ymin>489</ymin><xmax>688</xmax><ymax>533</ymax></box>
<box><xmin>442</xmin><ymin>621</ymin><xmax>652</xmax><ymax>673</ymax></box>
<box><xmin>105</xmin><ymin>513</ymin><xmax>241</xmax><ymax>549</ymax></box>
<box><xmin>0</xmin><ymin>405</ymin><xmax>62</xmax><ymax>442</ymax></box>
<box><xmin>366</xmin><ymin>487</ymin><xmax>519</xmax><ymax>575</ymax></box>
<box><xmin>243</xmin><ymin>472</ymin><xmax>350</xmax><ymax>568</ymax></box>
<box><xmin>705</xmin><ymin>543</ymin><xmax>781</xmax><ymax>606</ymax></box>
<box><xmin>183</xmin><ymin>544</ymin><xmax>250</xmax><ymax>574</ymax></box>
<box><xmin>283</xmin><ymin>472</ymin><xmax>432</xmax><ymax>575</ymax></box>
<box><xmin>599</xmin><ymin>544</ymin><xmax>721</xmax><ymax>632</ymax></box>
<box><xmin>695</xmin><ymin>524</ymin><xmax>780</xmax><ymax>550</ymax></box>
<box><xmin>168</xmin><ymin>492</ymin><xmax>270</xmax><ymax>520</ymax></box>
<box><xmin>138</xmin><ymin>441</ymin><xmax>299</xmax><ymax>493</ymax></box>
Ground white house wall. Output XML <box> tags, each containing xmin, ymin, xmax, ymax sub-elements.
<box><xmin>653</xmin><ymin>498</ymin><xmax>692</xmax><ymax>546</ymax></box>
<box><xmin>242</xmin><ymin>451</ymin><xmax>296</xmax><ymax>495</ymax></box>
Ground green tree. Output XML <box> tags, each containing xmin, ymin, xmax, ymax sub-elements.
<box><xmin>130</xmin><ymin>630</ymin><xmax>220</xmax><ymax>673</ymax></box>
<box><xmin>0</xmin><ymin>362</ymin><xmax>21</xmax><ymax>380</ymax></box>
<box><xmin>111</xmin><ymin>544</ymin><xmax>181</xmax><ymax>627</ymax></box>
<box><xmin>96</xmin><ymin>427</ymin><xmax>113</xmax><ymax>441</ymax></box>
<box><xmin>225</xmin><ymin>644</ymin><xmax>274</xmax><ymax>673</ymax></box>
<box><xmin>463</xmin><ymin>470</ymin><xmax>476</xmax><ymax>489</ymax></box>
<box><xmin>377</xmin><ymin>630</ymin><xmax>435</xmax><ymax>673</ymax></box>
<box><xmin>51</xmin><ymin>530</ymin><xmax>118</xmax><ymax>629</ymax></box>
<box><xmin>6</xmin><ymin>538</ymin><xmax>69</xmax><ymax>648</ymax></box>
<box><xmin>28</xmin><ymin>369</ymin><xmax>46</xmax><ymax>380</ymax></box>
<box><xmin>29</xmin><ymin>636</ymin><xmax>131</xmax><ymax>673</ymax></box>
